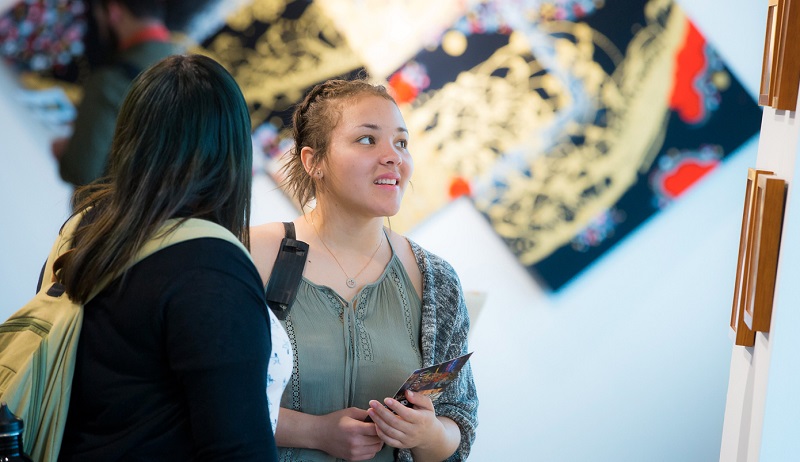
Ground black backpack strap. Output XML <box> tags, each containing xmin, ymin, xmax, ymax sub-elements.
<box><xmin>265</xmin><ymin>222</ymin><xmax>308</xmax><ymax>320</ymax></box>
<box><xmin>283</xmin><ymin>221</ymin><xmax>296</xmax><ymax>240</ymax></box>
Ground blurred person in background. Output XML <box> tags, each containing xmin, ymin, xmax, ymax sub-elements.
<box><xmin>52</xmin><ymin>0</ymin><xmax>182</xmax><ymax>187</ymax></box>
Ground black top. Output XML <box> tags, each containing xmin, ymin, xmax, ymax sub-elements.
<box><xmin>58</xmin><ymin>238</ymin><xmax>277</xmax><ymax>461</ymax></box>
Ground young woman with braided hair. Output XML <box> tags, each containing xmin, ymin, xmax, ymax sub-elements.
<box><xmin>251</xmin><ymin>79</ymin><xmax>478</xmax><ymax>462</ymax></box>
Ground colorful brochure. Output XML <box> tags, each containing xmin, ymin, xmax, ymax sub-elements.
<box><xmin>365</xmin><ymin>352</ymin><xmax>473</xmax><ymax>421</ymax></box>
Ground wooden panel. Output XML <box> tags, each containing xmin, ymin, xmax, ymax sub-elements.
<box><xmin>759</xmin><ymin>0</ymin><xmax>800</xmax><ymax>110</ymax></box>
<box><xmin>743</xmin><ymin>175</ymin><xmax>787</xmax><ymax>332</ymax></box>
<box><xmin>731</xmin><ymin>168</ymin><xmax>772</xmax><ymax>347</ymax></box>
<box><xmin>759</xmin><ymin>0</ymin><xmax>781</xmax><ymax>106</ymax></box>
<box><xmin>773</xmin><ymin>0</ymin><xmax>800</xmax><ymax>110</ymax></box>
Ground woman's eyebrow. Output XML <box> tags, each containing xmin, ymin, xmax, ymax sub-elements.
<box><xmin>356</xmin><ymin>123</ymin><xmax>408</xmax><ymax>134</ymax></box>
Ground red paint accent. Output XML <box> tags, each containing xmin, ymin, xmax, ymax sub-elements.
<box><xmin>662</xmin><ymin>159</ymin><xmax>718</xmax><ymax>197</ymax></box>
<box><xmin>388</xmin><ymin>74</ymin><xmax>419</xmax><ymax>104</ymax></box>
<box><xmin>119</xmin><ymin>24</ymin><xmax>171</xmax><ymax>51</ymax></box>
<box><xmin>669</xmin><ymin>20</ymin><xmax>707</xmax><ymax>124</ymax></box>
<box><xmin>448</xmin><ymin>177</ymin><xmax>472</xmax><ymax>199</ymax></box>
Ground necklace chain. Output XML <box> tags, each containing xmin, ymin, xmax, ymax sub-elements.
<box><xmin>310</xmin><ymin>213</ymin><xmax>383</xmax><ymax>289</ymax></box>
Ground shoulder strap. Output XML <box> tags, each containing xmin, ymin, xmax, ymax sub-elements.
<box><xmin>265</xmin><ymin>222</ymin><xmax>308</xmax><ymax>320</ymax></box>
<box><xmin>38</xmin><ymin>213</ymin><xmax>88</xmax><ymax>293</ymax></box>
<box><xmin>134</xmin><ymin>218</ymin><xmax>250</xmax><ymax>265</ymax></box>
<box><xmin>86</xmin><ymin>218</ymin><xmax>250</xmax><ymax>300</ymax></box>
<box><xmin>283</xmin><ymin>221</ymin><xmax>296</xmax><ymax>240</ymax></box>
<box><xmin>41</xmin><ymin>215</ymin><xmax>249</xmax><ymax>302</ymax></box>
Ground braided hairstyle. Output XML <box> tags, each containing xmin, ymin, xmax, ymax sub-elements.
<box><xmin>280</xmin><ymin>79</ymin><xmax>396</xmax><ymax>210</ymax></box>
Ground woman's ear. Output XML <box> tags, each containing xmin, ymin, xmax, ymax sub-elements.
<box><xmin>300</xmin><ymin>146</ymin><xmax>318</xmax><ymax>177</ymax></box>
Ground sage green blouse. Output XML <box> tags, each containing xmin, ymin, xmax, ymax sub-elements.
<box><xmin>279</xmin><ymin>239</ymin><xmax>423</xmax><ymax>462</ymax></box>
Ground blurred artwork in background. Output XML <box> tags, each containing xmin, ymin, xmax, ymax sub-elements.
<box><xmin>1</xmin><ymin>0</ymin><xmax>763</xmax><ymax>291</ymax></box>
<box><xmin>195</xmin><ymin>0</ymin><xmax>366</xmax><ymax>195</ymax></box>
<box><xmin>0</xmin><ymin>0</ymin><xmax>224</xmax><ymax>132</ymax></box>
<box><xmin>316</xmin><ymin>0</ymin><xmax>470</xmax><ymax>78</ymax></box>
<box><xmin>0</xmin><ymin>0</ymin><xmax>87</xmax><ymax>85</ymax></box>
<box><xmin>178</xmin><ymin>0</ymin><xmax>765</xmax><ymax>290</ymax></box>
<box><xmin>380</xmin><ymin>0</ymin><xmax>762</xmax><ymax>290</ymax></box>
<box><xmin>0</xmin><ymin>0</ymin><xmax>221</xmax><ymax>80</ymax></box>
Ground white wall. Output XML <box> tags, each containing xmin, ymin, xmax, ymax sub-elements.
<box><xmin>0</xmin><ymin>1</ymin><xmax>764</xmax><ymax>460</ymax></box>
<box><xmin>718</xmin><ymin>50</ymin><xmax>800</xmax><ymax>462</ymax></box>
<box><xmin>0</xmin><ymin>64</ymin><xmax>72</xmax><ymax>306</ymax></box>
<box><xmin>759</xmin><ymin>142</ymin><xmax>800</xmax><ymax>461</ymax></box>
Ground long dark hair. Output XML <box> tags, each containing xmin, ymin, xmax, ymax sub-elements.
<box><xmin>56</xmin><ymin>54</ymin><xmax>253</xmax><ymax>303</ymax></box>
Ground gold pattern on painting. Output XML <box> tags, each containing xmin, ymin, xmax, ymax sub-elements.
<box><xmin>196</xmin><ymin>0</ymin><xmax>362</xmax><ymax>128</ymax></box>
<box><xmin>396</xmin><ymin>0</ymin><xmax>687</xmax><ymax>266</ymax></box>
<box><xmin>394</xmin><ymin>31</ymin><xmax>563</xmax><ymax>231</ymax></box>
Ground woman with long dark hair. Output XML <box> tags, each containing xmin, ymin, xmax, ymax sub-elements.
<box><xmin>55</xmin><ymin>54</ymin><xmax>278</xmax><ymax>461</ymax></box>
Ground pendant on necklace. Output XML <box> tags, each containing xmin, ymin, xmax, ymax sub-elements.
<box><xmin>346</xmin><ymin>278</ymin><xmax>356</xmax><ymax>288</ymax></box>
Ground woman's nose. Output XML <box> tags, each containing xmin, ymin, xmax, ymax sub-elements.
<box><xmin>381</xmin><ymin>142</ymin><xmax>402</xmax><ymax>165</ymax></box>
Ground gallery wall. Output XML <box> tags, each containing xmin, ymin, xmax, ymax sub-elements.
<box><xmin>0</xmin><ymin>0</ymin><xmax>766</xmax><ymax>460</ymax></box>
<box><xmin>719</xmin><ymin>30</ymin><xmax>800</xmax><ymax>459</ymax></box>
<box><xmin>758</xmin><ymin>138</ymin><xmax>800</xmax><ymax>461</ymax></box>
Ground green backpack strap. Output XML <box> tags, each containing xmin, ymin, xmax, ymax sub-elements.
<box><xmin>134</xmin><ymin>218</ymin><xmax>251</xmax><ymax>266</ymax></box>
<box><xmin>84</xmin><ymin>218</ymin><xmax>251</xmax><ymax>300</ymax></box>
<box><xmin>41</xmin><ymin>216</ymin><xmax>251</xmax><ymax>301</ymax></box>
<box><xmin>38</xmin><ymin>213</ymin><xmax>85</xmax><ymax>292</ymax></box>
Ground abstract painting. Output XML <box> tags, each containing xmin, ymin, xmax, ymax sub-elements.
<box><xmin>2</xmin><ymin>0</ymin><xmax>763</xmax><ymax>291</ymax></box>
<box><xmin>381</xmin><ymin>0</ymin><xmax>762</xmax><ymax>290</ymax></box>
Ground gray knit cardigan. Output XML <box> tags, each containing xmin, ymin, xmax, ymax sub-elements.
<box><xmin>396</xmin><ymin>239</ymin><xmax>479</xmax><ymax>462</ymax></box>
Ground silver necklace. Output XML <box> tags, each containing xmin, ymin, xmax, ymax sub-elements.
<box><xmin>310</xmin><ymin>214</ymin><xmax>383</xmax><ymax>289</ymax></box>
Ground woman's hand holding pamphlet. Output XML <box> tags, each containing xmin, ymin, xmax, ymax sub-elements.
<box><xmin>365</xmin><ymin>352</ymin><xmax>473</xmax><ymax>422</ymax></box>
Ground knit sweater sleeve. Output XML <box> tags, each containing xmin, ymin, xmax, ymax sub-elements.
<box><xmin>397</xmin><ymin>239</ymin><xmax>479</xmax><ymax>462</ymax></box>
